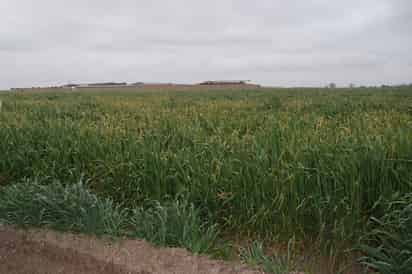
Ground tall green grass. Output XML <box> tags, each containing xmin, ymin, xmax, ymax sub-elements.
<box><xmin>0</xmin><ymin>180</ymin><xmax>218</xmax><ymax>253</ymax></box>
<box><xmin>240</xmin><ymin>241</ymin><xmax>291</xmax><ymax>273</ymax></box>
<box><xmin>360</xmin><ymin>193</ymin><xmax>412</xmax><ymax>274</ymax></box>
<box><xmin>131</xmin><ymin>200</ymin><xmax>219</xmax><ymax>254</ymax></box>
<box><xmin>0</xmin><ymin>87</ymin><xmax>411</xmax><ymax>262</ymax></box>
<box><xmin>0</xmin><ymin>180</ymin><xmax>127</xmax><ymax>235</ymax></box>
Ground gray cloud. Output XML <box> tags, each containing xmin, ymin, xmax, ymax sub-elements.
<box><xmin>1</xmin><ymin>0</ymin><xmax>411</xmax><ymax>89</ymax></box>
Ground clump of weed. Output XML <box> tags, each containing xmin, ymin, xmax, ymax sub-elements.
<box><xmin>240</xmin><ymin>241</ymin><xmax>291</xmax><ymax>274</ymax></box>
<box><xmin>360</xmin><ymin>193</ymin><xmax>412</xmax><ymax>274</ymax></box>
<box><xmin>131</xmin><ymin>200</ymin><xmax>219</xmax><ymax>254</ymax></box>
<box><xmin>0</xmin><ymin>179</ymin><xmax>127</xmax><ymax>236</ymax></box>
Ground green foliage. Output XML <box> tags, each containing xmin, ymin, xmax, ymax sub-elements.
<box><xmin>0</xmin><ymin>180</ymin><xmax>218</xmax><ymax>254</ymax></box>
<box><xmin>131</xmin><ymin>200</ymin><xmax>219</xmax><ymax>254</ymax></box>
<box><xmin>0</xmin><ymin>87</ymin><xmax>412</xmax><ymax>255</ymax></box>
<box><xmin>240</xmin><ymin>241</ymin><xmax>290</xmax><ymax>273</ymax></box>
<box><xmin>360</xmin><ymin>193</ymin><xmax>412</xmax><ymax>274</ymax></box>
<box><xmin>0</xmin><ymin>180</ymin><xmax>127</xmax><ymax>236</ymax></box>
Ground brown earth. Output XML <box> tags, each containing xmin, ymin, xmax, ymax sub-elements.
<box><xmin>0</xmin><ymin>175</ymin><xmax>8</xmax><ymax>186</ymax></box>
<box><xmin>0</xmin><ymin>225</ymin><xmax>263</xmax><ymax>274</ymax></box>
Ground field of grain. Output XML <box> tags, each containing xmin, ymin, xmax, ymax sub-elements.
<box><xmin>0</xmin><ymin>87</ymin><xmax>411</xmax><ymax>273</ymax></box>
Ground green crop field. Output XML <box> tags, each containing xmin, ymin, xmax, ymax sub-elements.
<box><xmin>1</xmin><ymin>86</ymin><xmax>411</xmax><ymax>273</ymax></box>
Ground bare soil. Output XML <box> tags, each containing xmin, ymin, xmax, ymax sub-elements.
<box><xmin>0</xmin><ymin>174</ymin><xmax>9</xmax><ymax>186</ymax></box>
<box><xmin>0</xmin><ymin>226</ymin><xmax>262</xmax><ymax>274</ymax></box>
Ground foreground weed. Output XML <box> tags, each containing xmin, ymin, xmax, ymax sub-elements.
<box><xmin>240</xmin><ymin>241</ymin><xmax>290</xmax><ymax>274</ymax></box>
<box><xmin>360</xmin><ymin>193</ymin><xmax>412</xmax><ymax>274</ymax></box>
<box><xmin>0</xmin><ymin>179</ymin><xmax>127</xmax><ymax>236</ymax></box>
<box><xmin>131</xmin><ymin>200</ymin><xmax>219</xmax><ymax>254</ymax></box>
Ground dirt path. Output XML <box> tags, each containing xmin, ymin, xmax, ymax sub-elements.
<box><xmin>0</xmin><ymin>226</ymin><xmax>262</xmax><ymax>274</ymax></box>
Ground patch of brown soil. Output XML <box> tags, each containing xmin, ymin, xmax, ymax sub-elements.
<box><xmin>0</xmin><ymin>226</ymin><xmax>262</xmax><ymax>274</ymax></box>
<box><xmin>0</xmin><ymin>174</ymin><xmax>9</xmax><ymax>186</ymax></box>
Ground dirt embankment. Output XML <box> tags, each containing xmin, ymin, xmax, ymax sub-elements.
<box><xmin>0</xmin><ymin>226</ymin><xmax>262</xmax><ymax>274</ymax></box>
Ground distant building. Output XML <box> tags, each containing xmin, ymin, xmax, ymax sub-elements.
<box><xmin>75</xmin><ymin>82</ymin><xmax>129</xmax><ymax>89</ymax></box>
<box><xmin>62</xmin><ymin>84</ymin><xmax>79</xmax><ymax>88</ymax></box>
<box><xmin>199</xmin><ymin>80</ymin><xmax>249</xmax><ymax>85</ymax></box>
<box><xmin>87</xmin><ymin>82</ymin><xmax>127</xmax><ymax>87</ymax></box>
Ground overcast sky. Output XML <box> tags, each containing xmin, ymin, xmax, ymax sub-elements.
<box><xmin>1</xmin><ymin>0</ymin><xmax>411</xmax><ymax>89</ymax></box>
